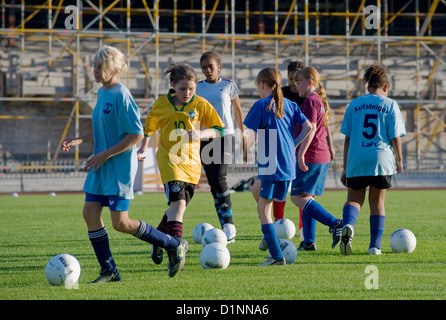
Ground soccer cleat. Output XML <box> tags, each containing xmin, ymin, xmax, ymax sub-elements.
<box><xmin>330</xmin><ymin>219</ymin><xmax>343</xmax><ymax>249</ymax></box>
<box><xmin>258</xmin><ymin>236</ymin><xmax>268</xmax><ymax>251</ymax></box>
<box><xmin>340</xmin><ymin>224</ymin><xmax>354</xmax><ymax>256</ymax></box>
<box><xmin>368</xmin><ymin>247</ymin><xmax>382</xmax><ymax>255</ymax></box>
<box><xmin>259</xmin><ymin>257</ymin><xmax>286</xmax><ymax>266</ymax></box>
<box><xmin>167</xmin><ymin>237</ymin><xmax>188</xmax><ymax>278</ymax></box>
<box><xmin>89</xmin><ymin>269</ymin><xmax>122</xmax><ymax>284</ymax></box>
<box><xmin>223</xmin><ymin>223</ymin><xmax>236</xmax><ymax>243</ymax></box>
<box><xmin>297</xmin><ymin>241</ymin><xmax>317</xmax><ymax>251</ymax></box>
<box><xmin>151</xmin><ymin>245</ymin><xmax>163</xmax><ymax>265</ymax></box>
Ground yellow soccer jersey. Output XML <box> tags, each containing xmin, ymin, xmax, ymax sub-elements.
<box><xmin>144</xmin><ymin>90</ymin><xmax>224</xmax><ymax>184</ymax></box>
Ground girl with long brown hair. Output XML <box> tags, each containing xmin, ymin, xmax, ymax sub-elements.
<box><xmin>244</xmin><ymin>67</ymin><xmax>312</xmax><ymax>265</ymax></box>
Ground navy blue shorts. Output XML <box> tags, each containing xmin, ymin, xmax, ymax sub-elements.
<box><xmin>85</xmin><ymin>193</ymin><xmax>130</xmax><ymax>211</ymax></box>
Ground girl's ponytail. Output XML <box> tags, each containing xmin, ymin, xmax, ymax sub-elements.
<box><xmin>318</xmin><ymin>84</ymin><xmax>331</xmax><ymax>127</ymax></box>
<box><xmin>256</xmin><ymin>67</ymin><xmax>284</xmax><ymax>119</ymax></box>
<box><xmin>272</xmin><ymin>80</ymin><xmax>284</xmax><ymax>119</ymax></box>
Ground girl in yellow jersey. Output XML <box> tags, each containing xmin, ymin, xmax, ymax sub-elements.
<box><xmin>137</xmin><ymin>63</ymin><xmax>224</xmax><ymax>265</ymax></box>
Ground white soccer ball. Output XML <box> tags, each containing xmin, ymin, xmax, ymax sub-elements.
<box><xmin>45</xmin><ymin>254</ymin><xmax>81</xmax><ymax>287</ymax></box>
<box><xmin>278</xmin><ymin>239</ymin><xmax>298</xmax><ymax>264</ymax></box>
<box><xmin>200</xmin><ymin>242</ymin><xmax>230</xmax><ymax>269</ymax></box>
<box><xmin>390</xmin><ymin>229</ymin><xmax>417</xmax><ymax>253</ymax></box>
<box><xmin>274</xmin><ymin>218</ymin><xmax>296</xmax><ymax>240</ymax></box>
<box><xmin>202</xmin><ymin>228</ymin><xmax>227</xmax><ymax>247</ymax></box>
<box><xmin>192</xmin><ymin>222</ymin><xmax>214</xmax><ymax>244</ymax></box>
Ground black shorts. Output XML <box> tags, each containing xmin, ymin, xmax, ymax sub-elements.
<box><xmin>164</xmin><ymin>181</ymin><xmax>196</xmax><ymax>205</ymax></box>
<box><xmin>346</xmin><ymin>175</ymin><xmax>392</xmax><ymax>190</ymax></box>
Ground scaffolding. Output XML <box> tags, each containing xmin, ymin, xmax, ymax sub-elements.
<box><xmin>0</xmin><ymin>0</ymin><xmax>446</xmax><ymax>171</ymax></box>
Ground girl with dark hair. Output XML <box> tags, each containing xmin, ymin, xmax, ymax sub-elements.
<box><xmin>340</xmin><ymin>64</ymin><xmax>405</xmax><ymax>255</ymax></box>
<box><xmin>196</xmin><ymin>52</ymin><xmax>244</xmax><ymax>243</ymax></box>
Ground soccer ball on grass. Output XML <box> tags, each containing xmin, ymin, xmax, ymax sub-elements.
<box><xmin>278</xmin><ymin>239</ymin><xmax>298</xmax><ymax>264</ymax></box>
<box><xmin>45</xmin><ymin>253</ymin><xmax>81</xmax><ymax>287</ymax></box>
<box><xmin>390</xmin><ymin>228</ymin><xmax>416</xmax><ymax>253</ymax></box>
<box><xmin>201</xmin><ymin>228</ymin><xmax>227</xmax><ymax>247</ymax></box>
<box><xmin>274</xmin><ymin>218</ymin><xmax>296</xmax><ymax>240</ymax></box>
<box><xmin>200</xmin><ymin>242</ymin><xmax>230</xmax><ymax>269</ymax></box>
<box><xmin>192</xmin><ymin>222</ymin><xmax>214</xmax><ymax>244</ymax></box>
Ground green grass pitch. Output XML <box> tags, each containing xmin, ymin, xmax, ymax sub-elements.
<box><xmin>0</xmin><ymin>190</ymin><xmax>445</xmax><ymax>300</ymax></box>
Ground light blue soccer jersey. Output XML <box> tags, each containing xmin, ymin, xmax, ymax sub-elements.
<box><xmin>340</xmin><ymin>94</ymin><xmax>406</xmax><ymax>177</ymax></box>
<box><xmin>83</xmin><ymin>83</ymin><xmax>143</xmax><ymax>199</ymax></box>
<box><xmin>243</xmin><ymin>96</ymin><xmax>307</xmax><ymax>181</ymax></box>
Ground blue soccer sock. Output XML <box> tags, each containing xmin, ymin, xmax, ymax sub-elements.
<box><xmin>218</xmin><ymin>208</ymin><xmax>233</xmax><ymax>227</ymax></box>
<box><xmin>302</xmin><ymin>198</ymin><xmax>339</xmax><ymax>228</ymax></box>
<box><xmin>343</xmin><ymin>204</ymin><xmax>360</xmax><ymax>227</ymax></box>
<box><xmin>261</xmin><ymin>223</ymin><xmax>283</xmax><ymax>261</ymax></box>
<box><xmin>301</xmin><ymin>210</ymin><xmax>317</xmax><ymax>243</ymax></box>
<box><xmin>134</xmin><ymin>221</ymin><xmax>180</xmax><ymax>250</ymax></box>
<box><xmin>88</xmin><ymin>227</ymin><xmax>117</xmax><ymax>273</ymax></box>
<box><xmin>369</xmin><ymin>215</ymin><xmax>385</xmax><ymax>249</ymax></box>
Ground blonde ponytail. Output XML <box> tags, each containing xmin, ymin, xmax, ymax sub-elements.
<box><xmin>318</xmin><ymin>84</ymin><xmax>332</xmax><ymax>127</ymax></box>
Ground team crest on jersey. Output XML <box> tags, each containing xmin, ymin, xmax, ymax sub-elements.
<box><xmin>189</xmin><ymin>111</ymin><xmax>196</xmax><ymax>119</ymax></box>
<box><xmin>103</xmin><ymin>102</ymin><xmax>112</xmax><ymax>114</ymax></box>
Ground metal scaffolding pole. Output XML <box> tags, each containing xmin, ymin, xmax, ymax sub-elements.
<box><xmin>231</xmin><ymin>0</ymin><xmax>235</xmax><ymax>81</ymax></box>
<box><xmin>416</xmin><ymin>0</ymin><xmax>421</xmax><ymax>168</ymax></box>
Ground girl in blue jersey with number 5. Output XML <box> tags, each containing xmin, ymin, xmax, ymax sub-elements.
<box><xmin>340</xmin><ymin>64</ymin><xmax>405</xmax><ymax>255</ymax></box>
<box><xmin>62</xmin><ymin>46</ymin><xmax>187</xmax><ymax>281</ymax></box>
<box><xmin>244</xmin><ymin>67</ymin><xmax>312</xmax><ymax>266</ymax></box>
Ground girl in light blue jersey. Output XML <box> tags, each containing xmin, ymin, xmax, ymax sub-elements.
<box><xmin>340</xmin><ymin>64</ymin><xmax>405</xmax><ymax>255</ymax></box>
<box><xmin>62</xmin><ymin>46</ymin><xmax>187</xmax><ymax>281</ymax></box>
